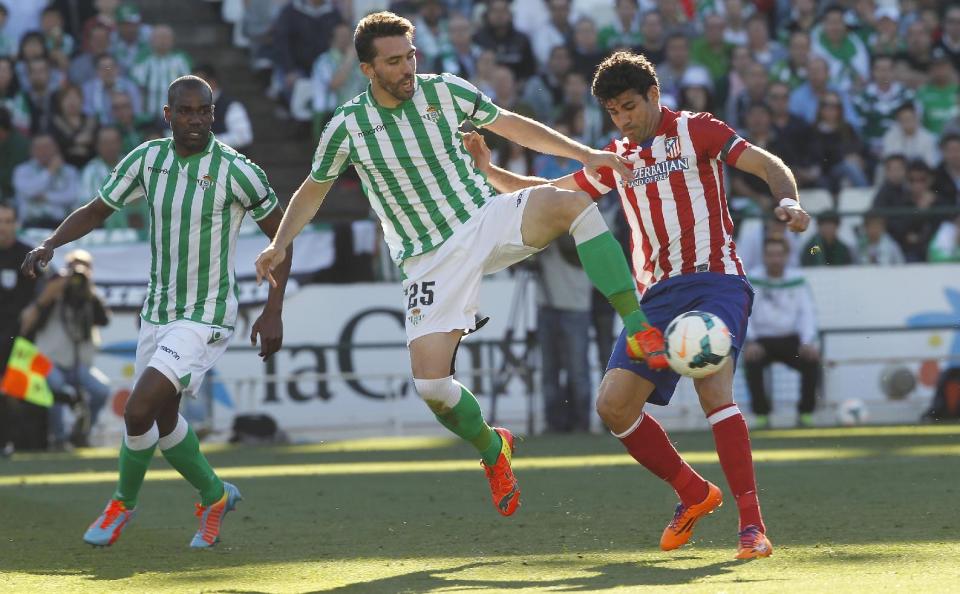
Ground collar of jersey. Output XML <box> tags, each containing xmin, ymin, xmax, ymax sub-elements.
<box><xmin>171</xmin><ymin>133</ymin><xmax>216</xmax><ymax>161</ymax></box>
<box><xmin>364</xmin><ymin>78</ymin><xmax>419</xmax><ymax>113</ymax></box>
<box><xmin>627</xmin><ymin>106</ymin><xmax>678</xmax><ymax>152</ymax></box>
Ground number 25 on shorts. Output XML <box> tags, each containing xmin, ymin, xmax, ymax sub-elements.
<box><xmin>406</xmin><ymin>281</ymin><xmax>436</xmax><ymax>310</ymax></box>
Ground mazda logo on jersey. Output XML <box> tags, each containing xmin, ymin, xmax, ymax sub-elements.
<box><xmin>625</xmin><ymin>157</ymin><xmax>690</xmax><ymax>188</ymax></box>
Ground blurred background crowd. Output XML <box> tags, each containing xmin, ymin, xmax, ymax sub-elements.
<box><xmin>0</xmin><ymin>0</ymin><xmax>956</xmax><ymax>264</ymax></box>
<box><xmin>233</xmin><ymin>0</ymin><xmax>960</xmax><ymax>269</ymax></box>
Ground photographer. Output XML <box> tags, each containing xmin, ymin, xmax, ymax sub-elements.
<box><xmin>21</xmin><ymin>249</ymin><xmax>110</xmax><ymax>449</ymax></box>
<box><xmin>0</xmin><ymin>202</ymin><xmax>37</xmax><ymax>456</ymax></box>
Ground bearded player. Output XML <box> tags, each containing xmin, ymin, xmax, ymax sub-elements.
<box><xmin>465</xmin><ymin>51</ymin><xmax>810</xmax><ymax>558</ymax></box>
<box><xmin>255</xmin><ymin>14</ymin><xmax>668</xmax><ymax>519</ymax></box>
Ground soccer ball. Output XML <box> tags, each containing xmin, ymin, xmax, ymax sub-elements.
<box><xmin>836</xmin><ymin>399</ymin><xmax>869</xmax><ymax>426</ymax></box>
<box><xmin>664</xmin><ymin>311</ymin><xmax>732</xmax><ymax>379</ymax></box>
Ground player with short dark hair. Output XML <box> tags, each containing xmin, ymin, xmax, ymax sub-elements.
<box><xmin>255</xmin><ymin>12</ymin><xmax>668</xmax><ymax>518</ymax></box>
<box><xmin>22</xmin><ymin>75</ymin><xmax>292</xmax><ymax>548</ymax></box>
<box><xmin>465</xmin><ymin>50</ymin><xmax>810</xmax><ymax>558</ymax></box>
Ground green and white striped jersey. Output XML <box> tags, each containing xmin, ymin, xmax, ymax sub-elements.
<box><xmin>852</xmin><ymin>82</ymin><xmax>915</xmax><ymax>149</ymax></box>
<box><xmin>98</xmin><ymin>134</ymin><xmax>278</xmax><ymax>329</ymax></box>
<box><xmin>312</xmin><ymin>73</ymin><xmax>500</xmax><ymax>263</ymax></box>
<box><xmin>131</xmin><ymin>50</ymin><xmax>193</xmax><ymax>119</ymax></box>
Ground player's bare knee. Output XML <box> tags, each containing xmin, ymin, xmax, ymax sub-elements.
<box><xmin>557</xmin><ymin>190</ymin><xmax>594</xmax><ymax>228</ymax></box>
<box><xmin>695</xmin><ymin>381</ymin><xmax>733</xmax><ymax>413</ymax></box>
<box><xmin>596</xmin><ymin>387</ymin><xmax>636</xmax><ymax>427</ymax></box>
<box><xmin>123</xmin><ymin>399</ymin><xmax>155</xmax><ymax>434</ymax></box>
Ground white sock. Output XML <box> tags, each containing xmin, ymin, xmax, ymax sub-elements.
<box><xmin>158</xmin><ymin>414</ymin><xmax>189</xmax><ymax>450</ymax></box>
<box><xmin>610</xmin><ymin>413</ymin><xmax>645</xmax><ymax>439</ymax></box>
<box><xmin>413</xmin><ymin>376</ymin><xmax>462</xmax><ymax>408</ymax></box>
<box><xmin>569</xmin><ymin>203</ymin><xmax>608</xmax><ymax>245</ymax></box>
<box><xmin>707</xmin><ymin>404</ymin><xmax>742</xmax><ymax>425</ymax></box>
<box><xmin>124</xmin><ymin>423</ymin><xmax>159</xmax><ymax>450</ymax></box>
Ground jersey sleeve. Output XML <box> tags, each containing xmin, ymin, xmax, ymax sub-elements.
<box><xmin>688</xmin><ymin>112</ymin><xmax>751</xmax><ymax>166</ymax></box>
<box><xmin>230</xmin><ymin>157</ymin><xmax>279</xmax><ymax>221</ymax></box>
<box><xmin>310</xmin><ymin>110</ymin><xmax>351</xmax><ymax>183</ymax></box>
<box><xmin>97</xmin><ymin>146</ymin><xmax>146</xmax><ymax>210</ymax></box>
<box><xmin>572</xmin><ymin>140</ymin><xmax>618</xmax><ymax>199</ymax></box>
<box><xmin>442</xmin><ymin>73</ymin><xmax>500</xmax><ymax>127</ymax></box>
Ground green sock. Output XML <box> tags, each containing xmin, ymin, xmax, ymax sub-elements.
<box><xmin>576</xmin><ymin>231</ymin><xmax>650</xmax><ymax>334</ymax></box>
<box><xmin>434</xmin><ymin>385</ymin><xmax>502</xmax><ymax>466</ymax></box>
<box><xmin>161</xmin><ymin>424</ymin><xmax>224</xmax><ymax>507</ymax></box>
<box><xmin>113</xmin><ymin>440</ymin><xmax>156</xmax><ymax>508</ymax></box>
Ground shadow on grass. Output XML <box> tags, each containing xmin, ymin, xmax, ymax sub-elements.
<box><xmin>310</xmin><ymin>558</ymin><xmax>766</xmax><ymax>593</ymax></box>
<box><xmin>1</xmin><ymin>426</ymin><xmax>957</xmax><ymax>586</ymax></box>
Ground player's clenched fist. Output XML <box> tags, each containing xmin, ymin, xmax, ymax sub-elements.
<box><xmin>21</xmin><ymin>243</ymin><xmax>54</xmax><ymax>278</ymax></box>
<box><xmin>774</xmin><ymin>200</ymin><xmax>811</xmax><ymax>233</ymax></box>
<box><xmin>255</xmin><ymin>244</ymin><xmax>286</xmax><ymax>288</ymax></box>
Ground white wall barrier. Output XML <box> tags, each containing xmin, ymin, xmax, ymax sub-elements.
<box><xmin>86</xmin><ymin>265</ymin><xmax>960</xmax><ymax>441</ymax></box>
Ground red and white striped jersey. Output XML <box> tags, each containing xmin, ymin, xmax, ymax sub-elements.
<box><xmin>573</xmin><ymin>107</ymin><xmax>751</xmax><ymax>294</ymax></box>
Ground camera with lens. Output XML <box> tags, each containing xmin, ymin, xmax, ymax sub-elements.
<box><xmin>62</xmin><ymin>263</ymin><xmax>92</xmax><ymax>309</ymax></box>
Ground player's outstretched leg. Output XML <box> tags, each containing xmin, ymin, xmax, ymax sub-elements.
<box><xmin>521</xmin><ymin>189</ymin><xmax>667</xmax><ymax>367</ymax></box>
<box><xmin>416</xmin><ymin>376</ymin><xmax>519</xmax><ymax>516</ymax></box>
<box><xmin>706</xmin><ymin>402</ymin><xmax>772</xmax><ymax>559</ymax></box>
<box><xmin>597</xmin><ymin>370</ymin><xmax>720</xmax><ymax>550</ymax></box>
<box><xmin>158</xmin><ymin>413</ymin><xmax>238</xmax><ymax>547</ymax></box>
<box><xmin>82</xmin><ymin>423</ymin><xmax>158</xmax><ymax>546</ymax></box>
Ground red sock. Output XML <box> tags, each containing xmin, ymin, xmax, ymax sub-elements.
<box><xmin>616</xmin><ymin>413</ymin><xmax>709</xmax><ymax>507</ymax></box>
<box><xmin>708</xmin><ymin>403</ymin><xmax>765</xmax><ymax>532</ymax></box>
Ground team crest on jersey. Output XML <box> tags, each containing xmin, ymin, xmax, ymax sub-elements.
<box><xmin>196</xmin><ymin>174</ymin><xmax>213</xmax><ymax>189</ymax></box>
<box><xmin>664</xmin><ymin>136</ymin><xmax>681</xmax><ymax>159</ymax></box>
<box><xmin>422</xmin><ymin>104</ymin><xmax>441</xmax><ymax>123</ymax></box>
<box><xmin>408</xmin><ymin>307</ymin><xmax>424</xmax><ymax>326</ymax></box>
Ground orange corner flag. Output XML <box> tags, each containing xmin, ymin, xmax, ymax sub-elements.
<box><xmin>1</xmin><ymin>338</ymin><xmax>53</xmax><ymax>408</ymax></box>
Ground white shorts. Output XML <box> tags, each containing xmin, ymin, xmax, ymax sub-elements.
<box><xmin>135</xmin><ymin>319</ymin><xmax>233</xmax><ymax>397</ymax></box>
<box><xmin>400</xmin><ymin>189</ymin><xmax>541</xmax><ymax>343</ymax></box>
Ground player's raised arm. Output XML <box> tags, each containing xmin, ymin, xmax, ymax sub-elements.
<box><xmin>256</xmin><ymin>108</ymin><xmax>349</xmax><ymax>285</ymax></box>
<box><xmin>21</xmin><ymin>198</ymin><xmax>115</xmax><ymax>278</ymax></box>
<box><xmin>254</xmin><ymin>176</ymin><xmax>334</xmax><ymax>286</ymax></box>
<box><xmin>463</xmin><ymin>131</ymin><xmax>581</xmax><ymax>194</ymax></box>
<box><xmin>483</xmin><ymin>109</ymin><xmax>632</xmax><ymax>178</ymax></box>
<box><xmin>23</xmin><ymin>140</ymin><xmax>149</xmax><ymax>277</ymax></box>
<box><xmin>732</xmin><ymin>145</ymin><xmax>811</xmax><ymax>232</ymax></box>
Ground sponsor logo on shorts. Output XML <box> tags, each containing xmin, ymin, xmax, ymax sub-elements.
<box><xmin>159</xmin><ymin>345</ymin><xmax>180</xmax><ymax>360</ymax></box>
<box><xmin>408</xmin><ymin>307</ymin><xmax>424</xmax><ymax>326</ymax></box>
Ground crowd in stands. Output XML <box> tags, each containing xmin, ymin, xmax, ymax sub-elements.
<box><xmin>223</xmin><ymin>0</ymin><xmax>960</xmax><ymax>266</ymax></box>
<box><xmin>0</xmin><ymin>0</ymin><xmax>254</xmax><ymax>233</ymax></box>
<box><xmin>1</xmin><ymin>1</ymin><xmax>958</xmax><ymax>267</ymax></box>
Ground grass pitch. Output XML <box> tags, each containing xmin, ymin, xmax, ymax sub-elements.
<box><xmin>1</xmin><ymin>424</ymin><xmax>959</xmax><ymax>593</ymax></box>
